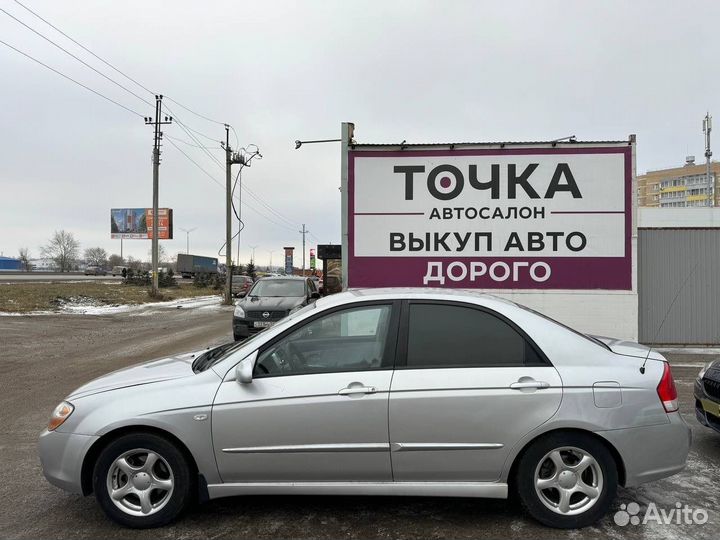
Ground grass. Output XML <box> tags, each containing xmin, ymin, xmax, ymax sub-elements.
<box><xmin>0</xmin><ymin>281</ymin><xmax>220</xmax><ymax>313</ymax></box>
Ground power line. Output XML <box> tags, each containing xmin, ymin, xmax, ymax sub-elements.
<box><xmin>165</xmin><ymin>137</ymin><xmax>298</xmax><ymax>233</ymax></box>
<box><xmin>0</xmin><ymin>38</ymin><xmax>144</xmax><ymax>117</ymax></box>
<box><xmin>12</xmin><ymin>0</ymin><xmax>239</xmax><ymax>145</ymax></box>
<box><xmin>165</xmin><ymin>134</ymin><xmax>222</xmax><ymax>150</ymax></box>
<box><xmin>13</xmin><ymin>0</ymin><xmax>156</xmax><ymax>95</ymax></box>
<box><xmin>0</xmin><ymin>6</ymin><xmax>154</xmax><ymax>108</ymax></box>
<box><xmin>164</xmin><ymin>96</ymin><xmax>225</xmax><ymax>126</ymax></box>
<box><xmin>165</xmin><ymin>137</ymin><xmax>225</xmax><ymax>189</ymax></box>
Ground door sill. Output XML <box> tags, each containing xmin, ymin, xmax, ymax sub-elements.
<box><xmin>207</xmin><ymin>481</ymin><xmax>508</xmax><ymax>500</ymax></box>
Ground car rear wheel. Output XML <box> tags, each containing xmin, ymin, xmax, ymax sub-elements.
<box><xmin>93</xmin><ymin>433</ymin><xmax>193</xmax><ymax>528</ymax></box>
<box><xmin>516</xmin><ymin>432</ymin><xmax>617</xmax><ymax>529</ymax></box>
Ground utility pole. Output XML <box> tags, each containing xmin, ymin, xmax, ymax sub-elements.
<box><xmin>299</xmin><ymin>224</ymin><xmax>308</xmax><ymax>277</ymax></box>
<box><xmin>268</xmin><ymin>250</ymin><xmax>275</xmax><ymax>271</ymax></box>
<box><xmin>704</xmin><ymin>112</ymin><xmax>713</xmax><ymax>207</ymax></box>
<box><xmin>180</xmin><ymin>227</ymin><xmax>196</xmax><ymax>254</ymax></box>
<box><xmin>224</xmin><ymin>125</ymin><xmax>233</xmax><ymax>304</ymax></box>
<box><xmin>144</xmin><ymin>95</ymin><xmax>172</xmax><ymax>296</ymax></box>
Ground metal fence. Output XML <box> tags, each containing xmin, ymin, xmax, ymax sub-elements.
<box><xmin>639</xmin><ymin>229</ymin><xmax>720</xmax><ymax>344</ymax></box>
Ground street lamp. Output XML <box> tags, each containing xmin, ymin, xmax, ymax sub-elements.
<box><xmin>268</xmin><ymin>250</ymin><xmax>275</xmax><ymax>271</ymax></box>
<box><xmin>179</xmin><ymin>227</ymin><xmax>196</xmax><ymax>255</ymax></box>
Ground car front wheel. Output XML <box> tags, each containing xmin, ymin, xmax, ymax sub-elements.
<box><xmin>93</xmin><ymin>433</ymin><xmax>193</xmax><ymax>528</ymax></box>
<box><xmin>516</xmin><ymin>432</ymin><xmax>617</xmax><ymax>529</ymax></box>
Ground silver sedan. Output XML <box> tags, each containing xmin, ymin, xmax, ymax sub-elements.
<box><xmin>39</xmin><ymin>289</ymin><xmax>690</xmax><ymax>529</ymax></box>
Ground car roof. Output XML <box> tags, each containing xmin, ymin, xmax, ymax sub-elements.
<box><xmin>256</xmin><ymin>275</ymin><xmax>307</xmax><ymax>281</ymax></box>
<box><xmin>315</xmin><ymin>287</ymin><xmax>517</xmax><ymax>310</ymax></box>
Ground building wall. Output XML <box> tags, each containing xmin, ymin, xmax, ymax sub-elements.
<box><xmin>638</xmin><ymin>207</ymin><xmax>720</xmax><ymax>344</ymax></box>
<box><xmin>638</xmin><ymin>161</ymin><xmax>720</xmax><ymax>207</ymax></box>
<box><xmin>0</xmin><ymin>258</ymin><xmax>22</xmax><ymax>271</ymax></box>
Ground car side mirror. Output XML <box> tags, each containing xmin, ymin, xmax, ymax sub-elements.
<box><xmin>235</xmin><ymin>351</ymin><xmax>257</xmax><ymax>384</ymax></box>
<box><xmin>238</xmin><ymin>292</ymin><xmax>247</xmax><ymax>298</ymax></box>
<box><xmin>310</xmin><ymin>291</ymin><xmax>321</xmax><ymax>299</ymax></box>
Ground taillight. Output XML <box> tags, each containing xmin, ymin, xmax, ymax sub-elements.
<box><xmin>657</xmin><ymin>361</ymin><xmax>679</xmax><ymax>413</ymax></box>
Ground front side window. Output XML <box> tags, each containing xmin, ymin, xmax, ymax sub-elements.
<box><xmin>255</xmin><ymin>304</ymin><xmax>393</xmax><ymax>377</ymax></box>
<box><xmin>405</xmin><ymin>303</ymin><xmax>543</xmax><ymax>368</ymax></box>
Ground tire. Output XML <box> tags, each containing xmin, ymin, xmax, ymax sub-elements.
<box><xmin>515</xmin><ymin>432</ymin><xmax>617</xmax><ymax>529</ymax></box>
<box><xmin>92</xmin><ymin>433</ymin><xmax>194</xmax><ymax>528</ymax></box>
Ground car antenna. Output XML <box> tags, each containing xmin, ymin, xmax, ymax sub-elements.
<box><xmin>640</xmin><ymin>261</ymin><xmax>699</xmax><ymax>374</ymax></box>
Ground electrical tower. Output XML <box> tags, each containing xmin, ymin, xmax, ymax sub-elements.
<box><xmin>144</xmin><ymin>95</ymin><xmax>172</xmax><ymax>295</ymax></box>
<box><xmin>704</xmin><ymin>112</ymin><xmax>713</xmax><ymax>207</ymax></box>
<box><xmin>299</xmin><ymin>224</ymin><xmax>308</xmax><ymax>277</ymax></box>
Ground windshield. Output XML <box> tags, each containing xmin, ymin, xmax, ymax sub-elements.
<box><xmin>249</xmin><ymin>279</ymin><xmax>305</xmax><ymax>297</ymax></box>
<box><xmin>192</xmin><ymin>302</ymin><xmax>317</xmax><ymax>372</ymax></box>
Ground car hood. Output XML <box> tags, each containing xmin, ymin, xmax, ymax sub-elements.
<box><xmin>240</xmin><ymin>296</ymin><xmax>305</xmax><ymax>311</ymax></box>
<box><xmin>67</xmin><ymin>349</ymin><xmax>202</xmax><ymax>400</ymax></box>
<box><xmin>590</xmin><ymin>335</ymin><xmax>666</xmax><ymax>361</ymax></box>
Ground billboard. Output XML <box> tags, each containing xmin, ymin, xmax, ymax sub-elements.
<box><xmin>347</xmin><ymin>144</ymin><xmax>632</xmax><ymax>290</ymax></box>
<box><xmin>111</xmin><ymin>208</ymin><xmax>173</xmax><ymax>239</ymax></box>
<box><xmin>283</xmin><ymin>246</ymin><xmax>294</xmax><ymax>275</ymax></box>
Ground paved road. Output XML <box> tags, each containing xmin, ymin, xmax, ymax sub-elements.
<box><xmin>0</xmin><ymin>308</ymin><xmax>717</xmax><ymax>539</ymax></box>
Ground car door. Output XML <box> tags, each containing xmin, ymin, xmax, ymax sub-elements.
<box><xmin>389</xmin><ymin>300</ymin><xmax>562</xmax><ymax>482</ymax></box>
<box><xmin>213</xmin><ymin>301</ymin><xmax>400</xmax><ymax>483</ymax></box>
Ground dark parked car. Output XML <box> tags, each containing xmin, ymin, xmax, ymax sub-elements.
<box><xmin>695</xmin><ymin>359</ymin><xmax>720</xmax><ymax>433</ymax></box>
<box><xmin>233</xmin><ymin>276</ymin><xmax>320</xmax><ymax>340</ymax></box>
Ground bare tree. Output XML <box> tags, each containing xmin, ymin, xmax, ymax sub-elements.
<box><xmin>84</xmin><ymin>247</ymin><xmax>108</xmax><ymax>267</ymax></box>
<box><xmin>107</xmin><ymin>254</ymin><xmax>124</xmax><ymax>268</ymax></box>
<box><xmin>42</xmin><ymin>230</ymin><xmax>80</xmax><ymax>272</ymax></box>
<box><xmin>147</xmin><ymin>244</ymin><xmax>168</xmax><ymax>264</ymax></box>
<box><xmin>125</xmin><ymin>256</ymin><xmax>143</xmax><ymax>272</ymax></box>
<box><xmin>18</xmin><ymin>247</ymin><xmax>32</xmax><ymax>272</ymax></box>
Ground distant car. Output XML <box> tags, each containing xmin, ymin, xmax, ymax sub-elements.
<box><xmin>111</xmin><ymin>266</ymin><xmax>127</xmax><ymax>277</ymax></box>
<box><xmin>39</xmin><ymin>289</ymin><xmax>689</xmax><ymax>529</ymax></box>
<box><xmin>232</xmin><ymin>276</ymin><xmax>320</xmax><ymax>340</ymax></box>
<box><xmin>231</xmin><ymin>275</ymin><xmax>253</xmax><ymax>297</ymax></box>
<box><xmin>84</xmin><ymin>266</ymin><xmax>107</xmax><ymax>276</ymax></box>
<box><xmin>695</xmin><ymin>359</ymin><xmax>720</xmax><ymax>433</ymax></box>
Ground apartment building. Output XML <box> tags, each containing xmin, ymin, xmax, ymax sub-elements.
<box><xmin>638</xmin><ymin>157</ymin><xmax>720</xmax><ymax>207</ymax></box>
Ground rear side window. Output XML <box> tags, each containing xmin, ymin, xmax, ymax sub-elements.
<box><xmin>406</xmin><ymin>303</ymin><xmax>544</xmax><ymax>368</ymax></box>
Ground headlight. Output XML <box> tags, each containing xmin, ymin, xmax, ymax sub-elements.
<box><xmin>699</xmin><ymin>360</ymin><xmax>716</xmax><ymax>380</ymax></box>
<box><xmin>48</xmin><ymin>401</ymin><xmax>74</xmax><ymax>431</ymax></box>
<box><xmin>234</xmin><ymin>304</ymin><xmax>245</xmax><ymax>318</ymax></box>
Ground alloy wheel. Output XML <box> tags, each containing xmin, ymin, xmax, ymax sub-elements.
<box><xmin>534</xmin><ymin>446</ymin><xmax>603</xmax><ymax>516</ymax></box>
<box><xmin>106</xmin><ymin>448</ymin><xmax>174</xmax><ymax>517</ymax></box>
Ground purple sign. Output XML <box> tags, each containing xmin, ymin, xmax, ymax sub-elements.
<box><xmin>347</xmin><ymin>146</ymin><xmax>632</xmax><ymax>290</ymax></box>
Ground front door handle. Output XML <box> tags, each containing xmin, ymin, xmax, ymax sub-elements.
<box><xmin>338</xmin><ymin>385</ymin><xmax>377</xmax><ymax>396</ymax></box>
<box><xmin>510</xmin><ymin>380</ymin><xmax>550</xmax><ymax>390</ymax></box>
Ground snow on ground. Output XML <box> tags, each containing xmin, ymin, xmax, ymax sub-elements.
<box><xmin>0</xmin><ymin>295</ymin><xmax>223</xmax><ymax>316</ymax></box>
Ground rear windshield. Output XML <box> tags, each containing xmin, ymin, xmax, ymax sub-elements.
<box><xmin>514</xmin><ymin>303</ymin><xmax>611</xmax><ymax>351</ymax></box>
<box><xmin>250</xmin><ymin>279</ymin><xmax>305</xmax><ymax>297</ymax></box>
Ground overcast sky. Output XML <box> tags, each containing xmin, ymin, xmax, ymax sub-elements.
<box><xmin>1</xmin><ymin>0</ymin><xmax>718</xmax><ymax>267</ymax></box>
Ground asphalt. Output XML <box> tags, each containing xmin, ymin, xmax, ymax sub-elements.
<box><xmin>0</xmin><ymin>305</ymin><xmax>717</xmax><ymax>540</ymax></box>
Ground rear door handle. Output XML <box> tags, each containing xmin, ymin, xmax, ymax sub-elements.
<box><xmin>510</xmin><ymin>381</ymin><xmax>550</xmax><ymax>390</ymax></box>
<box><xmin>338</xmin><ymin>386</ymin><xmax>377</xmax><ymax>396</ymax></box>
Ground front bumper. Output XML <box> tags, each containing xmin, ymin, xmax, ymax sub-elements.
<box><xmin>232</xmin><ymin>315</ymin><xmax>283</xmax><ymax>339</ymax></box>
<box><xmin>694</xmin><ymin>377</ymin><xmax>720</xmax><ymax>433</ymax></box>
<box><xmin>38</xmin><ymin>429</ymin><xmax>98</xmax><ymax>495</ymax></box>
<box><xmin>598</xmin><ymin>411</ymin><xmax>691</xmax><ymax>487</ymax></box>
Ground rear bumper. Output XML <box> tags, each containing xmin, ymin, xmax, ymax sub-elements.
<box><xmin>597</xmin><ymin>412</ymin><xmax>691</xmax><ymax>487</ymax></box>
<box><xmin>38</xmin><ymin>429</ymin><xmax>98</xmax><ymax>495</ymax></box>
